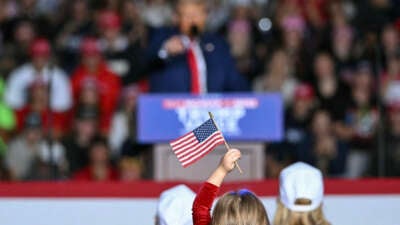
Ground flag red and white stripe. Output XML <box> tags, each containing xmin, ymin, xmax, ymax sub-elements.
<box><xmin>170</xmin><ymin>119</ymin><xmax>224</xmax><ymax>167</ymax></box>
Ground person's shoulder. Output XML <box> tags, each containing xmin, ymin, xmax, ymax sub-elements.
<box><xmin>104</xmin><ymin>69</ymin><xmax>121</xmax><ymax>83</ymax></box>
<box><xmin>112</xmin><ymin>112</ymin><xmax>126</xmax><ymax>122</ymax></box>
<box><xmin>9</xmin><ymin>64</ymin><xmax>33</xmax><ymax>78</ymax></box>
<box><xmin>50</xmin><ymin>66</ymin><xmax>69</xmax><ymax>81</ymax></box>
<box><xmin>7</xmin><ymin>136</ymin><xmax>25</xmax><ymax>150</ymax></box>
<box><xmin>52</xmin><ymin>66</ymin><xmax>68</xmax><ymax>77</ymax></box>
<box><xmin>70</xmin><ymin>65</ymin><xmax>85</xmax><ymax>79</ymax></box>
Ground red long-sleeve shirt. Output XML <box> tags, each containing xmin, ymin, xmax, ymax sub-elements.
<box><xmin>192</xmin><ymin>182</ymin><xmax>220</xmax><ymax>225</ymax></box>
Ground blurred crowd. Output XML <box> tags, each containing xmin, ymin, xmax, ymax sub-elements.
<box><xmin>0</xmin><ymin>0</ymin><xmax>399</xmax><ymax>181</ymax></box>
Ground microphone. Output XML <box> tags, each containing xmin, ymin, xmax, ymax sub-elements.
<box><xmin>189</xmin><ymin>25</ymin><xmax>200</xmax><ymax>40</ymax></box>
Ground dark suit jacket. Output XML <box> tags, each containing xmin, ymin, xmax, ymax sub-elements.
<box><xmin>146</xmin><ymin>27</ymin><xmax>249</xmax><ymax>93</ymax></box>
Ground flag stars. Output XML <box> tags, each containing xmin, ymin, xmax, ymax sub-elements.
<box><xmin>193</xmin><ymin>119</ymin><xmax>218</xmax><ymax>142</ymax></box>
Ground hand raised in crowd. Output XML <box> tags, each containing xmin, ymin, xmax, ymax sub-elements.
<box><xmin>207</xmin><ymin>149</ymin><xmax>241</xmax><ymax>187</ymax></box>
<box><xmin>219</xmin><ymin>148</ymin><xmax>241</xmax><ymax>173</ymax></box>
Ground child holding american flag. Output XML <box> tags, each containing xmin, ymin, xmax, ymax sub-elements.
<box><xmin>191</xmin><ymin>148</ymin><xmax>270</xmax><ymax>225</ymax></box>
<box><xmin>170</xmin><ymin>113</ymin><xmax>269</xmax><ymax>225</ymax></box>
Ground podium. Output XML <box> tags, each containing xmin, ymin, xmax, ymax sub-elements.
<box><xmin>137</xmin><ymin>93</ymin><xmax>283</xmax><ymax>181</ymax></box>
<box><xmin>153</xmin><ymin>143</ymin><xmax>264</xmax><ymax>181</ymax></box>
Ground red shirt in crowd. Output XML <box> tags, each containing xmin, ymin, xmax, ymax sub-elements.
<box><xmin>73</xmin><ymin>165</ymin><xmax>118</xmax><ymax>181</ymax></box>
<box><xmin>16</xmin><ymin>107</ymin><xmax>69</xmax><ymax>134</ymax></box>
<box><xmin>192</xmin><ymin>182</ymin><xmax>219</xmax><ymax>225</ymax></box>
<box><xmin>71</xmin><ymin>62</ymin><xmax>121</xmax><ymax>133</ymax></box>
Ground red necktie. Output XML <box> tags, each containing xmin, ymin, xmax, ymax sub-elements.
<box><xmin>187</xmin><ymin>45</ymin><xmax>201</xmax><ymax>94</ymax></box>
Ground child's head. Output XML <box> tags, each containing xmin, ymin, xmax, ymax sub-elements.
<box><xmin>211</xmin><ymin>189</ymin><xmax>270</xmax><ymax>225</ymax></box>
<box><xmin>274</xmin><ymin>162</ymin><xmax>330</xmax><ymax>225</ymax></box>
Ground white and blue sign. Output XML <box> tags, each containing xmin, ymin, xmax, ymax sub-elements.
<box><xmin>137</xmin><ymin>93</ymin><xmax>283</xmax><ymax>143</ymax></box>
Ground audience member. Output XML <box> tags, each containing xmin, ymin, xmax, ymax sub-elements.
<box><xmin>109</xmin><ymin>85</ymin><xmax>139</xmax><ymax>155</ymax></box>
<box><xmin>344</xmin><ymin>62</ymin><xmax>378</xmax><ymax>178</ymax></box>
<box><xmin>266</xmin><ymin>83</ymin><xmax>315</xmax><ymax>178</ymax></box>
<box><xmin>226</xmin><ymin>2</ymin><xmax>258</xmax><ymax>79</ymax></box>
<box><xmin>120</xmin><ymin>0</ymin><xmax>148</xmax><ymax>47</ymax></box>
<box><xmin>274</xmin><ymin>162</ymin><xmax>331</xmax><ymax>225</ymax></box>
<box><xmin>382</xmin><ymin>54</ymin><xmax>400</xmax><ymax>104</ymax></box>
<box><xmin>3</xmin><ymin>19</ymin><xmax>37</xmax><ymax>66</ymax></box>
<box><xmin>381</xmin><ymin>24</ymin><xmax>400</xmax><ymax>64</ymax></box>
<box><xmin>254</xmin><ymin>49</ymin><xmax>297</xmax><ymax>105</ymax></box>
<box><xmin>312</xmin><ymin>52</ymin><xmax>352</xmax><ymax>141</ymax></box>
<box><xmin>62</xmin><ymin>106</ymin><xmax>100</xmax><ymax>176</ymax></box>
<box><xmin>4</xmin><ymin>38</ymin><xmax>72</xmax><ymax>114</ymax></box>
<box><xmin>3</xmin><ymin>38</ymin><xmax>70</xmax><ymax>138</ymax></box>
<box><xmin>5</xmin><ymin>112</ymin><xmax>66</xmax><ymax>180</ymax></box>
<box><xmin>118</xmin><ymin>155</ymin><xmax>142</xmax><ymax>181</ymax></box>
<box><xmin>73</xmin><ymin>136</ymin><xmax>118</xmax><ymax>181</ymax></box>
<box><xmin>330</xmin><ymin>24</ymin><xmax>356</xmax><ymax>83</ymax></box>
<box><xmin>297</xmin><ymin>110</ymin><xmax>348</xmax><ymax>176</ymax></box>
<box><xmin>97</xmin><ymin>10</ymin><xmax>147</xmax><ymax>84</ymax></box>
<box><xmin>14</xmin><ymin>78</ymin><xmax>69</xmax><ymax>138</ymax></box>
<box><xmin>117</xmin><ymin>132</ymin><xmax>147</xmax><ymax>181</ymax></box>
<box><xmin>279</xmin><ymin>14</ymin><xmax>311</xmax><ymax>81</ymax></box>
<box><xmin>56</xmin><ymin>0</ymin><xmax>94</xmax><ymax>73</ymax></box>
<box><xmin>70</xmin><ymin>37</ymin><xmax>121</xmax><ymax>134</ymax></box>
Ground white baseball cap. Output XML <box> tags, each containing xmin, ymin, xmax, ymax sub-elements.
<box><xmin>157</xmin><ymin>185</ymin><xmax>195</xmax><ymax>225</ymax></box>
<box><xmin>279</xmin><ymin>162</ymin><xmax>324</xmax><ymax>212</ymax></box>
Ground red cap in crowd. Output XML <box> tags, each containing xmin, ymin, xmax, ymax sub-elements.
<box><xmin>98</xmin><ymin>10</ymin><xmax>121</xmax><ymax>29</ymax></box>
<box><xmin>30</xmin><ymin>38</ymin><xmax>51</xmax><ymax>58</ymax></box>
<box><xmin>80</xmin><ymin>37</ymin><xmax>101</xmax><ymax>56</ymax></box>
<box><xmin>294</xmin><ymin>83</ymin><xmax>314</xmax><ymax>100</ymax></box>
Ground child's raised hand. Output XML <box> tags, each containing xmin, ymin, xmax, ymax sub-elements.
<box><xmin>218</xmin><ymin>149</ymin><xmax>241</xmax><ymax>174</ymax></box>
<box><xmin>207</xmin><ymin>148</ymin><xmax>241</xmax><ymax>187</ymax></box>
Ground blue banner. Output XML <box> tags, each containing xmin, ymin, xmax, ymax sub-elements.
<box><xmin>137</xmin><ymin>93</ymin><xmax>283</xmax><ymax>143</ymax></box>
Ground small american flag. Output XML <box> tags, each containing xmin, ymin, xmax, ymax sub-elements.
<box><xmin>170</xmin><ymin>119</ymin><xmax>225</xmax><ymax>167</ymax></box>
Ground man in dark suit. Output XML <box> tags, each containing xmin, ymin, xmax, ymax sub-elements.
<box><xmin>147</xmin><ymin>0</ymin><xmax>249</xmax><ymax>93</ymax></box>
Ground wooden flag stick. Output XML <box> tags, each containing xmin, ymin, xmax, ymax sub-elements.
<box><xmin>208</xmin><ymin>112</ymin><xmax>243</xmax><ymax>174</ymax></box>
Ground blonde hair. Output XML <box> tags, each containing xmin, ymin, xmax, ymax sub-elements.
<box><xmin>273</xmin><ymin>200</ymin><xmax>331</xmax><ymax>225</ymax></box>
<box><xmin>211</xmin><ymin>189</ymin><xmax>270</xmax><ymax>225</ymax></box>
